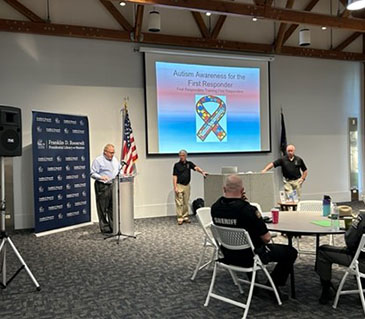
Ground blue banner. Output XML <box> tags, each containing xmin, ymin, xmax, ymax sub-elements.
<box><xmin>32</xmin><ymin>111</ymin><xmax>90</xmax><ymax>233</ymax></box>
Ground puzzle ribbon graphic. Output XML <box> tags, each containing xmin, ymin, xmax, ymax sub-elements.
<box><xmin>196</xmin><ymin>95</ymin><xmax>227</xmax><ymax>142</ymax></box>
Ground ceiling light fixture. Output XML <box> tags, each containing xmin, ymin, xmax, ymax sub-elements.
<box><xmin>252</xmin><ymin>17</ymin><xmax>258</xmax><ymax>22</ymax></box>
<box><xmin>347</xmin><ymin>0</ymin><xmax>365</xmax><ymax>10</ymax></box>
<box><xmin>148</xmin><ymin>10</ymin><xmax>161</xmax><ymax>32</ymax></box>
<box><xmin>299</xmin><ymin>28</ymin><xmax>311</xmax><ymax>46</ymax></box>
<box><xmin>321</xmin><ymin>26</ymin><xmax>327</xmax><ymax>30</ymax></box>
<box><xmin>119</xmin><ymin>1</ymin><xmax>126</xmax><ymax>6</ymax></box>
<box><xmin>206</xmin><ymin>12</ymin><xmax>212</xmax><ymax>16</ymax></box>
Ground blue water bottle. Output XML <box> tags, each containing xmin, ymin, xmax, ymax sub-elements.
<box><xmin>322</xmin><ymin>195</ymin><xmax>331</xmax><ymax>217</ymax></box>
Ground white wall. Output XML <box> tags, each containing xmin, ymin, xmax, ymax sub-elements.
<box><xmin>271</xmin><ymin>56</ymin><xmax>362</xmax><ymax>200</ymax></box>
<box><xmin>0</xmin><ymin>32</ymin><xmax>362</xmax><ymax>229</ymax></box>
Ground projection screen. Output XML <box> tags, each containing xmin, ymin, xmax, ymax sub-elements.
<box><xmin>143</xmin><ymin>47</ymin><xmax>273</xmax><ymax>155</ymax></box>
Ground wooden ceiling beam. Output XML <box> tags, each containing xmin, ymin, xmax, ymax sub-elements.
<box><xmin>334</xmin><ymin>32</ymin><xmax>361</xmax><ymax>51</ymax></box>
<box><xmin>279</xmin><ymin>45</ymin><xmax>365</xmax><ymax>60</ymax></box>
<box><xmin>282</xmin><ymin>0</ymin><xmax>320</xmax><ymax>45</ymax></box>
<box><xmin>144</xmin><ymin>31</ymin><xmax>275</xmax><ymax>53</ymax></box>
<box><xmin>191</xmin><ymin>11</ymin><xmax>210</xmax><ymax>38</ymax></box>
<box><xmin>1</xmin><ymin>18</ymin><xmax>364</xmax><ymax>61</ymax></box>
<box><xmin>143</xmin><ymin>34</ymin><xmax>365</xmax><ymax>60</ymax></box>
<box><xmin>3</xmin><ymin>0</ymin><xmax>44</xmax><ymax>23</ymax></box>
<box><xmin>99</xmin><ymin>0</ymin><xmax>133</xmax><ymax>32</ymax></box>
<box><xmin>340</xmin><ymin>9</ymin><xmax>351</xmax><ymax>18</ymax></box>
<box><xmin>338</xmin><ymin>0</ymin><xmax>351</xmax><ymax>18</ymax></box>
<box><xmin>125</xmin><ymin>0</ymin><xmax>365</xmax><ymax>32</ymax></box>
<box><xmin>274</xmin><ymin>0</ymin><xmax>294</xmax><ymax>53</ymax></box>
<box><xmin>210</xmin><ymin>15</ymin><xmax>226</xmax><ymax>40</ymax></box>
<box><xmin>134</xmin><ymin>4</ymin><xmax>144</xmax><ymax>41</ymax></box>
<box><xmin>0</xmin><ymin>18</ymin><xmax>130</xmax><ymax>41</ymax></box>
<box><xmin>339</xmin><ymin>0</ymin><xmax>347</xmax><ymax>8</ymax></box>
<box><xmin>255</xmin><ymin>0</ymin><xmax>274</xmax><ymax>6</ymax></box>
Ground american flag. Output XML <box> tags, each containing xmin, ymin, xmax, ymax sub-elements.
<box><xmin>121</xmin><ymin>110</ymin><xmax>138</xmax><ymax>175</ymax></box>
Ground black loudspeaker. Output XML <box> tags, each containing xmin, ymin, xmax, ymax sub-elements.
<box><xmin>0</xmin><ymin>106</ymin><xmax>22</xmax><ymax>157</ymax></box>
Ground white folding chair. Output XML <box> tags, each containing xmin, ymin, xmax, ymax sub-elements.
<box><xmin>296</xmin><ymin>200</ymin><xmax>334</xmax><ymax>253</ymax></box>
<box><xmin>333</xmin><ymin>234</ymin><xmax>365</xmax><ymax>315</ymax></box>
<box><xmin>191</xmin><ymin>207</ymin><xmax>218</xmax><ymax>281</ymax></box>
<box><xmin>204</xmin><ymin>224</ymin><xmax>282</xmax><ymax>319</ymax></box>
<box><xmin>297</xmin><ymin>200</ymin><xmax>323</xmax><ymax>212</ymax></box>
<box><xmin>250</xmin><ymin>202</ymin><xmax>277</xmax><ymax>242</ymax></box>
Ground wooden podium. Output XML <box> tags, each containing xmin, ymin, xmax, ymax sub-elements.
<box><xmin>203</xmin><ymin>172</ymin><xmax>275</xmax><ymax>212</ymax></box>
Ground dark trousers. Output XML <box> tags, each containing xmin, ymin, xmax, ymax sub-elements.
<box><xmin>94</xmin><ymin>181</ymin><xmax>113</xmax><ymax>233</ymax></box>
<box><xmin>316</xmin><ymin>245</ymin><xmax>365</xmax><ymax>282</ymax></box>
<box><xmin>264</xmin><ymin>244</ymin><xmax>298</xmax><ymax>286</ymax></box>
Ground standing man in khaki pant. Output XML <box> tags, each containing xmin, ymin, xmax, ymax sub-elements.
<box><xmin>173</xmin><ymin>150</ymin><xmax>207</xmax><ymax>225</ymax></box>
<box><xmin>262</xmin><ymin>144</ymin><xmax>308</xmax><ymax>200</ymax></box>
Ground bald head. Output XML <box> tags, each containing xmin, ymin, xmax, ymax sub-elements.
<box><xmin>286</xmin><ymin>144</ymin><xmax>295</xmax><ymax>158</ymax></box>
<box><xmin>223</xmin><ymin>175</ymin><xmax>244</xmax><ymax>198</ymax></box>
<box><xmin>178</xmin><ymin>149</ymin><xmax>187</xmax><ymax>162</ymax></box>
<box><xmin>103</xmin><ymin>144</ymin><xmax>115</xmax><ymax>161</ymax></box>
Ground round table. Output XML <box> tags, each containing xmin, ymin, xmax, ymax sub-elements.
<box><xmin>266</xmin><ymin>211</ymin><xmax>345</xmax><ymax>298</ymax></box>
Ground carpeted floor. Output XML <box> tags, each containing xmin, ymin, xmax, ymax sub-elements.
<box><xmin>0</xmin><ymin>201</ymin><xmax>364</xmax><ymax>318</ymax></box>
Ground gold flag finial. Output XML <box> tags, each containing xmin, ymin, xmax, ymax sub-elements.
<box><xmin>123</xmin><ymin>96</ymin><xmax>129</xmax><ymax>112</ymax></box>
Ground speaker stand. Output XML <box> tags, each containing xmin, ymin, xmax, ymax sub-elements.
<box><xmin>0</xmin><ymin>157</ymin><xmax>40</xmax><ymax>291</ymax></box>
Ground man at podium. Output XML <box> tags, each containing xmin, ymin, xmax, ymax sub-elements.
<box><xmin>91</xmin><ymin>144</ymin><xmax>120</xmax><ymax>233</ymax></box>
<box><xmin>173</xmin><ymin>150</ymin><xmax>207</xmax><ymax>225</ymax></box>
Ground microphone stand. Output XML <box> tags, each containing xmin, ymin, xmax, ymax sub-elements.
<box><xmin>104</xmin><ymin>162</ymin><xmax>136</xmax><ymax>244</ymax></box>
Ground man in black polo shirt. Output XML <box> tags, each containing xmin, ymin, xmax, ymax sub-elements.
<box><xmin>211</xmin><ymin>175</ymin><xmax>297</xmax><ymax>295</ymax></box>
<box><xmin>316</xmin><ymin>211</ymin><xmax>365</xmax><ymax>304</ymax></box>
<box><xmin>262</xmin><ymin>144</ymin><xmax>307</xmax><ymax>199</ymax></box>
<box><xmin>173</xmin><ymin>150</ymin><xmax>207</xmax><ymax>225</ymax></box>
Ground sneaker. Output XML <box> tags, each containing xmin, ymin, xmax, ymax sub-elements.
<box><xmin>184</xmin><ymin>218</ymin><xmax>191</xmax><ymax>223</ymax></box>
<box><xmin>177</xmin><ymin>219</ymin><xmax>183</xmax><ymax>225</ymax></box>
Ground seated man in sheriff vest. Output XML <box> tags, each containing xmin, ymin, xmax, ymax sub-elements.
<box><xmin>211</xmin><ymin>174</ymin><xmax>298</xmax><ymax>299</ymax></box>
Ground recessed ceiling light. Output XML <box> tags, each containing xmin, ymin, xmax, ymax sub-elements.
<box><xmin>206</xmin><ymin>12</ymin><xmax>212</xmax><ymax>17</ymax></box>
<box><xmin>119</xmin><ymin>1</ymin><xmax>126</xmax><ymax>6</ymax></box>
<box><xmin>252</xmin><ymin>17</ymin><xmax>258</xmax><ymax>22</ymax></box>
<box><xmin>321</xmin><ymin>26</ymin><xmax>327</xmax><ymax>30</ymax></box>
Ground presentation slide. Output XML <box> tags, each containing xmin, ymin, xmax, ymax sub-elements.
<box><xmin>144</xmin><ymin>48</ymin><xmax>271</xmax><ymax>155</ymax></box>
<box><xmin>156</xmin><ymin>62</ymin><xmax>260</xmax><ymax>153</ymax></box>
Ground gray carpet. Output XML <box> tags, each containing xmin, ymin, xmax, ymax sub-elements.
<box><xmin>0</xmin><ymin>201</ymin><xmax>364</xmax><ymax>318</ymax></box>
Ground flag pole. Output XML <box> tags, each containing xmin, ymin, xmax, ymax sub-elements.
<box><xmin>121</xmin><ymin>96</ymin><xmax>129</xmax><ymax>165</ymax></box>
<box><xmin>123</xmin><ymin>96</ymin><xmax>129</xmax><ymax>113</ymax></box>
